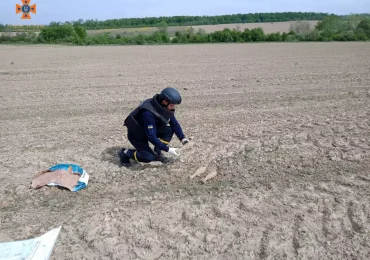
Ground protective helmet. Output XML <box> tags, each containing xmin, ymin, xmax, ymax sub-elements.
<box><xmin>160</xmin><ymin>87</ymin><xmax>182</xmax><ymax>104</ymax></box>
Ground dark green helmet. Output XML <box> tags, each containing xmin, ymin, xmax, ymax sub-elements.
<box><xmin>160</xmin><ymin>87</ymin><xmax>182</xmax><ymax>104</ymax></box>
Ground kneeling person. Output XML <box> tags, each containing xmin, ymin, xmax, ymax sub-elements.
<box><xmin>119</xmin><ymin>87</ymin><xmax>189</xmax><ymax>166</ymax></box>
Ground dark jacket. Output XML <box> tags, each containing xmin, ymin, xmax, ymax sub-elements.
<box><xmin>124</xmin><ymin>94</ymin><xmax>185</xmax><ymax>152</ymax></box>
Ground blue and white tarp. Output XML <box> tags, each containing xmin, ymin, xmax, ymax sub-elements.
<box><xmin>0</xmin><ymin>226</ymin><xmax>61</xmax><ymax>260</ymax></box>
<box><xmin>47</xmin><ymin>164</ymin><xmax>89</xmax><ymax>192</ymax></box>
<box><xmin>31</xmin><ymin>163</ymin><xmax>89</xmax><ymax>192</ymax></box>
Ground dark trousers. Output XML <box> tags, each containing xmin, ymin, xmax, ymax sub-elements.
<box><xmin>126</xmin><ymin>125</ymin><xmax>174</xmax><ymax>163</ymax></box>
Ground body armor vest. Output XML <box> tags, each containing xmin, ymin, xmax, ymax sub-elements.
<box><xmin>124</xmin><ymin>94</ymin><xmax>174</xmax><ymax>139</ymax></box>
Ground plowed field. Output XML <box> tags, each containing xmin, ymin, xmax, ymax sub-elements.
<box><xmin>1</xmin><ymin>42</ymin><xmax>370</xmax><ymax>259</ymax></box>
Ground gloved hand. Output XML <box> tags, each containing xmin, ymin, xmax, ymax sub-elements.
<box><xmin>168</xmin><ymin>147</ymin><xmax>180</xmax><ymax>156</ymax></box>
<box><xmin>181</xmin><ymin>138</ymin><xmax>190</xmax><ymax>145</ymax></box>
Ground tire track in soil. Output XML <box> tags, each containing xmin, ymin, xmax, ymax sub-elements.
<box><xmin>194</xmin><ymin>110</ymin><xmax>370</xmax><ymax>259</ymax></box>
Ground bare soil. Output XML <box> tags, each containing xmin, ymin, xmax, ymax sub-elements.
<box><xmin>0</xmin><ymin>42</ymin><xmax>370</xmax><ymax>260</ymax></box>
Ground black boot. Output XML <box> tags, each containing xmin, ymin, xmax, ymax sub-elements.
<box><xmin>154</xmin><ymin>146</ymin><xmax>173</xmax><ymax>164</ymax></box>
<box><xmin>154</xmin><ymin>154</ymin><xmax>172</xmax><ymax>164</ymax></box>
<box><xmin>118</xmin><ymin>148</ymin><xmax>131</xmax><ymax>167</ymax></box>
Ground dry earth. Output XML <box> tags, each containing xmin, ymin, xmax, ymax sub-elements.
<box><xmin>0</xmin><ymin>42</ymin><xmax>370</xmax><ymax>259</ymax></box>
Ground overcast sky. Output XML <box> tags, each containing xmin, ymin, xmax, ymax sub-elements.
<box><xmin>1</xmin><ymin>0</ymin><xmax>369</xmax><ymax>25</ymax></box>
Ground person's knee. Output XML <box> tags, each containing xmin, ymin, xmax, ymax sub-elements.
<box><xmin>125</xmin><ymin>149</ymin><xmax>153</xmax><ymax>163</ymax></box>
<box><xmin>136</xmin><ymin>151</ymin><xmax>156</xmax><ymax>163</ymax></box>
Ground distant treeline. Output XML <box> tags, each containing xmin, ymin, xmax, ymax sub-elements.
<box><xmin>1</xmin><ymin>15</ymin><xmax>370</xmax><ymax>45</ymax></box>
<box><xmin>50</xmin><ymin>12</ymin><xmax>329</xmax><ymax>29</ymax></box>
<box><xmin>0</xmin><ymin>12</ymin><xmax>332</xmax><ymax>32</ymax></box>
<box><xmin>1</xmin><ymin>12</ymin><xmax>369</xmax><ymax>32</ymax></box>
<box><xmin>0</xmin><ymin>25</ymin><xmax>45</xmax><ymax>32</ymax></box>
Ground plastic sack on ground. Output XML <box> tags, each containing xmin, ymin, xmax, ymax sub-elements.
<box><xmin>31</xmin><ymin>163</ymin><xmax>89</xmax><ymax>192</ymax></box>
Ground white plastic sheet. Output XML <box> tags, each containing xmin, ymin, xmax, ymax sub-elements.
<box><xmin>0</xmin><ymin>226</ymin><xmax>61</xmax><ymax>260</ymax></box>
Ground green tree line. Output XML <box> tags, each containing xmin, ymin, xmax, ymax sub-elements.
<box><xmin>53</xmin><ymin>12</ymin><xmax>330</xmax><ymax>29</ymax></box>
<box><xmin>1</xmin><ymin>15</ymin><xmax>369</xmax><ymax>45</ymax></box>
<box><xmin>0</xmin><ymin>12</ymin><xmax>330</xmax><ymax>32</ymax></box>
